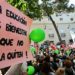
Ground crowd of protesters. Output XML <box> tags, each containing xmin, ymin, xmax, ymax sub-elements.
<box><xmin>23</xmin><ymin>40</ymin><xmax>75</xmax><ymax>75</ymax></box>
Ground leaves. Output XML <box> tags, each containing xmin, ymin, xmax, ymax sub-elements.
<box><xmin>7</xmin><ymin>0</ymin><xmax>13</xmax><ymax>4</ymax></box>
<box><xmin>7</xmin><ymin>0</ymin><xmax>27</xmax><ymax>12</ymax></box>
<box><xmin>7</xmin><ymin>0</ymin><xmax>75</xmax><ymax>19</ymax></box>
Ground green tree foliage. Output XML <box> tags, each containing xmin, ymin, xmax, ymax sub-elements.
<box><xmin>7</xmin><ymin>0</ymin><xmax>75</xmax><ymax>19</ymax></box>
<box><xmin>7</xmin><ymin>0</ymin><xmax>27</xmax><ymax>12</ymax></box>
<box><xmin>25</xmin><ymin>0</ymin><xmax>42</xmax><ymax>19</ymax></box>
<box><xmin>7</xmin><ymin>0</ymin><xmax>42</xmax><ymax>19</ymax></box>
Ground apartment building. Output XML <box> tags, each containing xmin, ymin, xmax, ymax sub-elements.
<box><xmin>31</xmin><ymin>12</ymin><xmax>75</xmax><ymax>44</ymax></box>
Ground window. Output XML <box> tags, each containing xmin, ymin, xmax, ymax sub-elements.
<box><xmin>61</xmin><ymin>40</ymin><xmax>66</xmax><ymax>44</ymax></box>
<box><xmin>67</xmin><ymin>14</ymin><xmax>69</xmax><ymax>16</ymax></box>
<box><xmin>69</xmin><ymin>39</ymin><xmax>73</xmax><ymax>44</ymax></box>
<box><xmin>44</xmin><ymin>25</ymin><xmax>46</xmax><ymax>29</ymax></box>
<box><xmin>56</xmin><ymin>13</ymin><xmax>62</xmax><ymax>16</ymax></box>
<box><xmin>67</xmin><ymin>25</ymin><xmax>70</xmax><ymax>29</ymax></box>
<box><xmin>56</xmin><ymin>14</ymin><xmax>58</xmax><ymax>17</ymax></box>
<box><xmin>71</xmin><ymin>28</ymin><xmax>75</xmax><ymax>33</ymax></box>
<box><xmin>50</xmin><ymin>41</ymin><xmax>54</xmax><ymax>43</ymax></box>
<box><xmin>60</xmin><ymin>33</ymin><xmax>66</xmax><ymax>37</ymax></box>
<box><xmin>60</xmin><ymin>18</ymin><xmax>63</xmax><ymax>21</ymax></box>
<box><xmin>70</xmin><ymin>18</ymin><xmax>73</xmax><ymax>21</ymax></box>
<box><xmin>39</xmin><ymin>18</ymin><xmax>41</xmax><ymax>21</ymax></box>
<box><xmin>48</xmin><ymin>34</ymin><xmax>54</xmax><ymax>38</ymax></box>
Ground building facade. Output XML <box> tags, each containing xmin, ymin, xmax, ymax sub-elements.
<box><xmin>30</xmin><ymin>12</ymin><xmax>75</xmax><ymax>44</ymax></box>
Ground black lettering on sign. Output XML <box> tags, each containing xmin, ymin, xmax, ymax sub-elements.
<box><xmin>17</xmin><ymin>40</ymin><xmax>24</xmax><ymax>46</ymax></box>
<box><xmin>7</xmin><ymin>52</ymin><xmax>12</xmax><ymax>60</ymax></box>
<box><xmin>6</xmin><ymin>9</ymin><xmax>27</xmax><ymax>25</ymax></box>
<box><xmin>0</xmin><ymin>5</ymin><xmax>2</xmax><ymax>14</ymax></box>
<box><xmin>0</xmin><ymin>38</ymin><xmax>13</xmax><ymax>46</ymax></box>
<box><xmin>7</xmin><ymin>50</ymin><xmax>23</xmax><ymax>60</ymax></box>
<box><xmin>25</xmin><ymin>51</ymin><xmax>28</xmax><ymax>58</ymax></box>
<box><xmin>6</xmin><ymin>23</ymin><xmax>27</xmax><ymax>36</ymax></box>
<box><xmin>0</xmin><ymin>21</ymin><xmax>1</xmax><ymax>29</ymax></box>
<box><xmin>16</xmin><ymin>52</ymin><xmax>23</xmax><ymax>58</ymax></box>
<box><xmin>0</xmin><ymin>53</ymin><xmax>5</xmax><ymax>61</ymax></box>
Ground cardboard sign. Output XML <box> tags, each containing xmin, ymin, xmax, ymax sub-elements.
<box><xmin>0</xmin><ymin>0</ymin><xmax>33</xmax><ymax>69</ymax></box>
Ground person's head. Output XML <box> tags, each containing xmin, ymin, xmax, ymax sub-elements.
<box><xmin>61</xmin><ymin>49</ymin><xmax>64</xmax><ymax>53</ymax></box>
<box><xmin>56</xmin><ymin>68</ymin><xmax>65</xmax><ymax>75</ymax></box>
<box><xmin>44</xmin><ymin>55</ymin><xmax>50</xmax><ymax>62</ymax></box>
<box><xmin>50</xmin><ymin>57</ymin><xmax>54</xmax><ymax>62</ymax></box>
<box><xmin>73</xmin><ymin>55</ymin><xmax>75</xmax><ymax>59</ymax></box>
<box><xmin>41</xmin><ymin>62</ymin><xmax>50</xmax><ymax>75</ymax></box>
<box><xmin>66</xmin><ymin>56</ymin><xmax>71</xmax><ymax>60</ymax></box>
<box><xmin>27</xmin><ymin>60</ymin><xmax>32</xmax><ymax>66</ymax></box>
<box><xmin>64</xmin><ymin>59</ymin><xmax>72</xmax><ymax>68</ymax></box>
<box><xmin>38</xmin><ymin>56</ymin><xmax>44</xmax><ymax>64</ymax></box>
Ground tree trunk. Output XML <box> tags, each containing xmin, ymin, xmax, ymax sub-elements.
<box><xmin>43</xmin><ymin>1</ymin><xmax>62</xmax><ymax>42</ymax></box>
<box><xmin>45</xmin><ymin>9</ymin><xmax>62</xmax><ymax>42</ymax></box>
<box><xmin>46</xmin><ymin>11</ymin><xmax>62</xmax><ymax>42</ymax></box>
<box><xmin>48</xmin><ymin>15</ymin><xmax>62</xmax><ymax>42</ymax></box>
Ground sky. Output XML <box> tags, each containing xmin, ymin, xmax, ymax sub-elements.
<box><xmin>69</xmin><ymin>0</ymin><xmax>75</xmax><ymax>5</ymax></box>
<box><xmin>39</xmin><ymin>0</ymin><xmax>75</xmax><ymax>5</ymax></box>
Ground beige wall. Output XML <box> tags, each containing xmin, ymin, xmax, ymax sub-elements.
<box><xmin>30</xmin><ymin>13</ymin><xmax>75</xmax><ymax>44</ymax></box>
<box><xmin>30</xmin><ymin>23</ymin><xmax>75</xmax><ymax>44</ymax></box>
